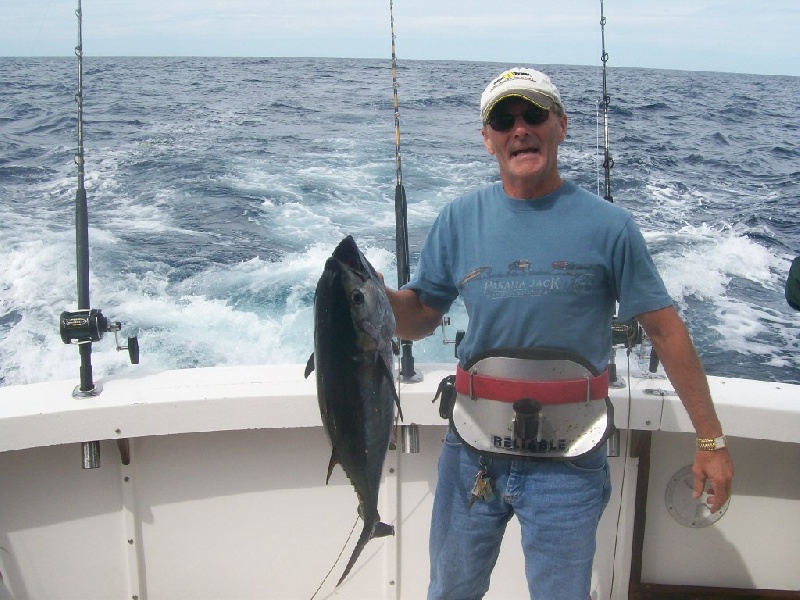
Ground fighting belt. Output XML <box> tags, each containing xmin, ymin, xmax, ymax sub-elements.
<box><xmin>444</xmin><ymin>347</ymin><xmax>613</xmax><ymax>460</ymax></box>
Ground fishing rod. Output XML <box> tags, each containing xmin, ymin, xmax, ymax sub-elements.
<box><xmin>599</xmin><ymin>0</ymin><xmax>614</xmax><ymax>203</ymax></box>
<box><xmin>389</xmin><ymin>0</ymin><xmax>416</xmax><ymax>381</ymax></box>
<box><xmin>599</xmin><ymin>0</ymin><xmax>626</xmax><ymax>386</ymax></box>
<box><xmin>59</xmin><ymin>0</ymin><xmax>139</xmax><ymax>468</ymax></box>
<box><xmin>597</xmin><ymin>2</ymin><xmax>655</xmax><ymax>378</ymax></box>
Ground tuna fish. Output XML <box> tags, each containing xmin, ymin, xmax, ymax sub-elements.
<box><xmin>304</xmin><ymin>235</ymin><xmax>401</xmax><ymax>586</ymax></box>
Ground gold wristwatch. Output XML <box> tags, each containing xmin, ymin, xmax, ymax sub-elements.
<box><xmin>696</xmin><ymin>435</ymin><xmax>726</xmax><ymax>451</ymax></box>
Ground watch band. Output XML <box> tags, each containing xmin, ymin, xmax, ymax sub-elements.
<box><xmin>696</xmin><ymin>435</ymin><xmax>726</xmax><ymax>451</ymax></box>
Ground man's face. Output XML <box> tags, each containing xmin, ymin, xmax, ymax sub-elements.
<box><xmin>481</xmin><ymin>97</ymin><xmax>568</xmax><ymax>199</ymax></box>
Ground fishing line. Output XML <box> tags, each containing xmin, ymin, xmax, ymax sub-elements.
<box><xmin>608</xmin><ymin>344</ymin><xmax>636</xmax><ymax>598</ymax></box>
<box><xmin>598</xmin><ymin>2</ymin><xmax>628</xmax><ymax>595</ymax></box>
<box><xmin>30</xmin><ymin>0</ymin><xmax>57</xmax><ymax>55</ymax></box>
<box><xmin>308</xmin><ymin>516</ymin><xmax>359</xmax><ymax>599</ymax></box>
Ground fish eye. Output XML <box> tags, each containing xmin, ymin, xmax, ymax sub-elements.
<box><xmin>351</xmin><ymin>290</ymin><xmax>365</xmax><ymax>305</ymax></box>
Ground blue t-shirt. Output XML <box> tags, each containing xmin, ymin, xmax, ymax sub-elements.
<box><xmin>404</xmin><ymin>180</ymin><xmax>673</xmax><ymax>372</ymax></box>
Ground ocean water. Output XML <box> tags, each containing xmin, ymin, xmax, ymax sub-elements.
<box><xmin>1</xmin><ymin>56</ymin><xmax>799</xmax><ymax>387</ymax></box>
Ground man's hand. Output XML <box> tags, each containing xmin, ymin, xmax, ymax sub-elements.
<box><xmin>693</xmin><ymin>448</ymin><xmax>734</xmax><ymax>513</ymax></box>
<box><xmin>377</xmin><ymin>272</ymin><xmax>444</xmax><ymax>341</ymax></box>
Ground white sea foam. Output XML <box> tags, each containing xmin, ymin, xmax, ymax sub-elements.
<box><xmin>647</xmin><ymin>224</ymin><xmax>787</xmax><ymax>303</ymax></box>
<box><xmin>2</xmin><ymin>57</ymin><xmax>798</xmax><ymax>386</ymax></box>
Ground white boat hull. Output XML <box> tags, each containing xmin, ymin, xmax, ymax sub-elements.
<box><xmin>1</xmin><ymin>350</ymin><xmax>799</xmax><ymax>599</ymax></box>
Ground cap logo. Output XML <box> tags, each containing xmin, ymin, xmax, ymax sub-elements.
<box><xmin>491</xmin><ymin>70</ymin><xmax>539</xmax><ymax>90</ymax></box>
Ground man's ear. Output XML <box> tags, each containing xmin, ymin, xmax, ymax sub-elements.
<box><xmin>558</xmin><ymin>114</ymin><xmax>568</xmax><ymax>143</ymax></box>
<box><xmin>482</xmin><ymin>127</ymin><xmax>496</xmax><ymax>155</ymax></box>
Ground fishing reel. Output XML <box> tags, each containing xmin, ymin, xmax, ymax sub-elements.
<box><xmin>612</xmin><ymin>317</ymin><xmax>643</xmax><ymax>349</ymax></box>
<box><xmin>612</xmin><ymin>316</ymin><xmax>659</xmax><ymax>374</ymax></box>
<box><xmin>59</xmin><ymin>308</ymin><xmax>140</xmax><ymax>365</ymax></box>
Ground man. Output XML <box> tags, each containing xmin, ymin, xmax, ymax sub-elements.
<box><xmin>385</xmin><ymin>68</ymin><xmax>734</xmax><ymax>600</ymax></box>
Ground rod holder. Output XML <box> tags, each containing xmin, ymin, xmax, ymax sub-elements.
<box><xmin>401</xmin><ymin>424</ymin><xmax>420</xmax><ymax>454</ymax></box>
<box><xmin>513</xmin><ymin>399</ymin><xmax>542</xmax><ymax>447</ymax></box>
<box><xmin>82</xmin><ymin>440</ymin><xmax>100</xmax><ymax>469</ymax></box>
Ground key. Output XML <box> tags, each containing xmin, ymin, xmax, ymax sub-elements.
<box><xmin>467</xmin><ymin>468</ymin><xmax>495</xmax><ymax>509</ymax></box>
<box><xmin>480</xmin><ymin>475</ymin><xmax>495</xmax><ymax>502</ymax></box>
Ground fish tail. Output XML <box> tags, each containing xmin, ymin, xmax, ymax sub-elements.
<box><xmin>336</xmin><ymin>522</ymin><xmax>371</xmax><ymax>586</ymax></box>
<box><xmin>335</xmin><ymin>520</ymin><xmax>395</xmax><ymax>587</ymax></box>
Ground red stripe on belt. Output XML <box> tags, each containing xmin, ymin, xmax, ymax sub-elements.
<box><xmin>455</xmin><ymin>364</ymin><xmax>609</xmax><ymax>405</ymax></box>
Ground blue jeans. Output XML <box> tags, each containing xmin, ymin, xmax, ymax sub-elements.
<box><xmin>428</xmin><ymin>429</ymin><xmax>611</xmax><ymax>600</ymax></box>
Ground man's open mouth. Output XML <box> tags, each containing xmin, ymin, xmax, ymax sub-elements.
<box><xmin>511</xmin><ymin>147</ymin><xmax>538</xmax><ymax>157</ymax></box>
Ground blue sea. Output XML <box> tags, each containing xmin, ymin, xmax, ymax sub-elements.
<box><xmin>1</xmin><ymin>56</ymin><xmax>799</xmax><ymax>386</ymax></box>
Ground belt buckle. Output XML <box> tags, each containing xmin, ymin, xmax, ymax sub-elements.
<box><xmin>470</xmin><ymin>369</ymin><xmax>477</xmax><ymax>401</ymax></box>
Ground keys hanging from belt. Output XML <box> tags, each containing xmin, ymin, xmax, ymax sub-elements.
<box><xmin>468</xmin><ymin>463</ymin><xmax>496</xmax><ymax>509</ymax></box>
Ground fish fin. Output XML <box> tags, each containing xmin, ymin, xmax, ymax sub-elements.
<box><xmin>336</xmin><ymin>521</ymin><xmax>371</xmax><ymax>587</ymax></box>
<box><xmin>391</xmin><ymin>339</ymin><xmax>400</xmax><ymax>355</ymax></box>
<box><xmin>325</xmin><ymin>450</ymin><xmax>339</xmax><ymax>484</ymax></box>
<box><xmin>336</xmin><ymin>518</ymin><xmax>394</xmax><ymax>587</ymax></box>
<box><xmin>377</xmin><ymin>355</ymin><xmax>404</xmax><ymax>422</ymax></box>
<box><xmin>371</xmin><ymin>521</ymin><xmax>395</xmax><ymax>539</ymax></box>
<box><xmin>304</xmin><ymin>353</ymin><xmax>315</xmax><ymax>378</ymax></box>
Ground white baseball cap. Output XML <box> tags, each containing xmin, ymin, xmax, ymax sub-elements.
<box><xmin>480</xmin><ymin>67</ymin><xmax>563</xmax><ymax>124</ymax></box>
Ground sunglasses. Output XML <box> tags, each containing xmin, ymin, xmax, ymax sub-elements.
<box><xmin>487</xmin><ymin>105</ymin><xmax>550</xmax><ymax>132</ymax></box>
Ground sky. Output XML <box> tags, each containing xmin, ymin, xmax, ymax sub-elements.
<box><xmin>3</xmin><ymin>0</ymin><xmax>799</xmax><ymax>76</ymax></box>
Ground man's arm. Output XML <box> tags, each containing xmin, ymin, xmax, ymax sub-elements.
<box><xmin>385</xmin><ymin>287</ymin><xmax>445</xmax><ymax>341</ymax></box>
<box><xmin>637</xmin><ymin>305</ymin><xmax>734</xmax><ymax>513</ymax></box>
